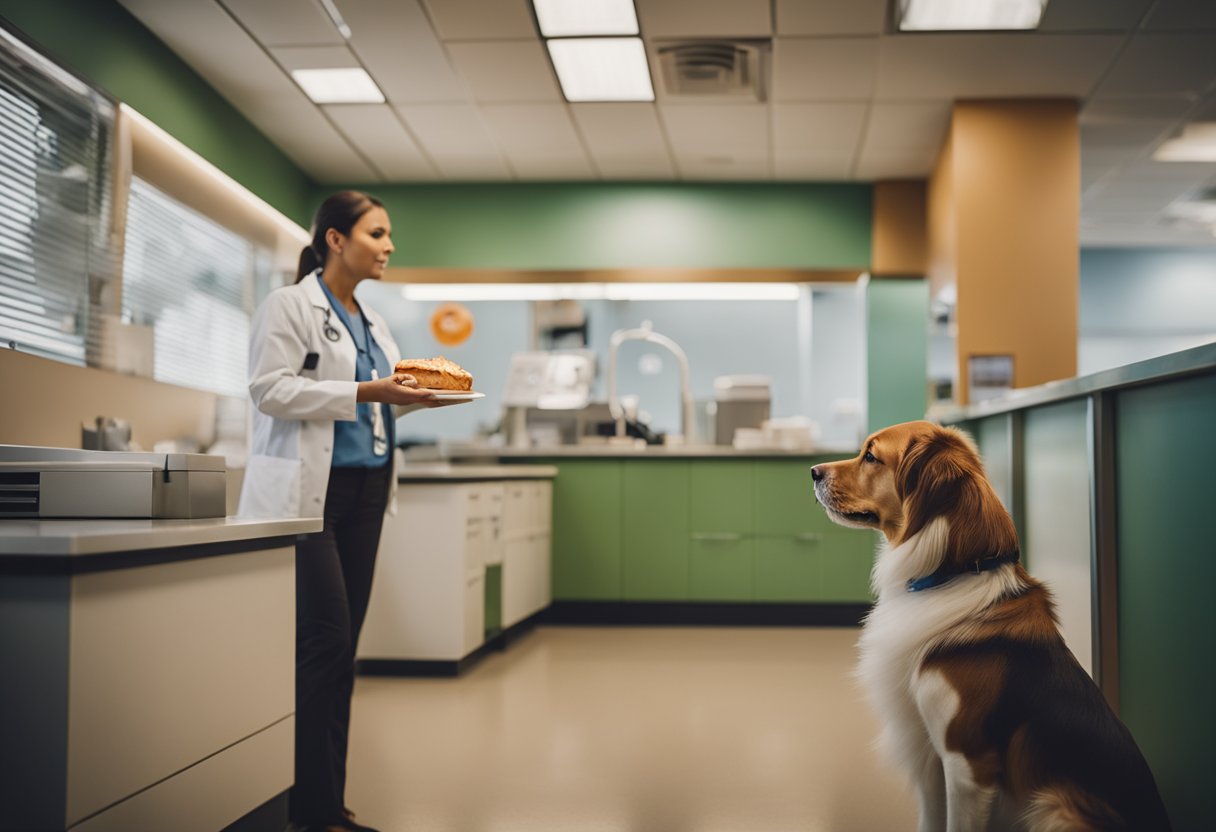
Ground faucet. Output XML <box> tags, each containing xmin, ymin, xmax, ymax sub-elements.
<box><xmin>606</xmin><ymin>321</ymin><xmax>695</xmax><ymax>442</ymax></box>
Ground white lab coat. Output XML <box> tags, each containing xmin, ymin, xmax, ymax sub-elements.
<box><xmin>238</xmin><ymin>272</ymin><xmax>401</xmax><ymax>519</ymax></box>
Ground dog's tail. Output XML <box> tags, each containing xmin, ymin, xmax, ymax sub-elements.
<box><xmin>1021</xmin><ymin>786</ymin><xmax>1126</xmax><ymax>831</ymax></box>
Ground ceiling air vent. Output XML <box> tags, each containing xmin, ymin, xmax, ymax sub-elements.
<box><xmin>655</xmin><ymin>40</ymin><xmax>770</xmax><ymax>103</ymax></box>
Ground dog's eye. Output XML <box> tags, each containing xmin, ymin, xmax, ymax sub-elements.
<box><xmin>863</xmin><ymin>451</ymin><xmax>879</xmax><ymax>464</ymax></box>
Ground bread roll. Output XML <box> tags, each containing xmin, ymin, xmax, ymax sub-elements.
<box><xmin>394</xmin><ymin>356</ymin><xmax>473</xmax><ymax>391</ymax></box>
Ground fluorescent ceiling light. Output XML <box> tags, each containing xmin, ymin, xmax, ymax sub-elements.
<box><xmin>1153</xmin><ymin>123</ymin><xmax>1216</xmax><ymax>162</ymax></box>
<box><xmin>897</xmin><ymin>0</ymin><xmax>1048</xmax><ymax>31</ymax></box>
<box><xmin>547</xmin><ymin>38</ymin><xmax>654</xmax><ymax>102</ymax></box>
<box><xmin>400</xmin><ymin>283</ymin><xmax>801</xmax><ymax>302</ymax></box>
<box><xmin>291</xmin><ymin>67</ymin><xmax>384</xmax><ymax>104</ymax></box>
<box><xmin>533</xmin><ymin>0</ymin><xmax>639</xmax><ymax>37</ymax></box>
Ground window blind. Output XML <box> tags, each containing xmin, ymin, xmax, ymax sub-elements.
<box><xmin>0</xmin><ymin>26</ymin><xmax>114</xmax><ymax>365</ymax></box>
<box><xmin>122</xmin><ymin>177</ymin><xmax>271</xmax><ymax>398</ymax></box>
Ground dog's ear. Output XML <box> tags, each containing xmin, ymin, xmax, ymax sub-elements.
<box><xmin>896</xmin><ymin>432</ymin><xmax>971</xmax><ymax>539</ymax></box>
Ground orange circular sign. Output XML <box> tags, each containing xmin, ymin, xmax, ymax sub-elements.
<box><xmin>430</xmin><ymin>302</ymin><xmax>474</xmax><ymax>346</ymax></box>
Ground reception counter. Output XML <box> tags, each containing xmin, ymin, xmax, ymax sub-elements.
<box><xmin>936</xmin><ymin>342</ymin><xmax>1215</xmax><ymax>831</ymax></box>
<box><xmin>0</xmin><ymin>516</ymin><xmax>320</xmax><ymax>832</ymax></box>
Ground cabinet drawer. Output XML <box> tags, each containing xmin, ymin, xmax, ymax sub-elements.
<box><xmin>754</xmin><ymin>459</ymin><xmax>847</xmax><ymax>535</ymax></box>
<box><xmin>466</xmin><ymin>483</ymin><xmax>505</xmax><ymax>520</ymax></box>
<box><xmin>688</xmin><ymin>534</ymin><xmax>753</xmax><ymax>601</ymax></box>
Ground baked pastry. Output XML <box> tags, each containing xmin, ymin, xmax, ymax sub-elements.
<box><xmin>394</xmin><ymin>356</ymin><xmax>473</xmax><ymax>391</ymax></box>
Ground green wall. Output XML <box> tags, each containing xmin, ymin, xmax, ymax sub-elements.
<box><xmin>319</xmin><ymin>183</ymin><xmax>872</xmax><ymax>270</ymax></box>
<box><xmin>866</xmin><ymin>278</ymin><xmax>929</xmax><ymax>433</ymax></box>
<box><xmin>0</xmin><ymin>0</ymin><xmax>313</xmax><ymax>224</ymax></box>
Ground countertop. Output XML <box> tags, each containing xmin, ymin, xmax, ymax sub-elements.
<box><xmin>0</xmin><ymin>516</ymin><xmax>321</xmax><ymax>557</ymax></box>
<box><xmin>398</xmin><ymin>464</ymin><xmax>558</xmax><ymax>481</ymax></box>
<box><xmin>404</xmin><ymin>444</ymin><xmax>858</xmax><ymax>462</ymax></box>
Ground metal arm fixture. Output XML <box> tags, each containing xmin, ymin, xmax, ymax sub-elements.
<box><xmin>606</xmin><ymin>320</ymin><xmax>695</xmax><ymax>442</ymax></box>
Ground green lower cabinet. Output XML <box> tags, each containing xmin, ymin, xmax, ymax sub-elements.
<box><xmin>484</xmin><ymin>564</ymin><xmax>502</xmax><ymax>635</ymax></box>
<box><xmin>622</xmin><ymin>461</ymin><xmax>689</xmax><ymax>600</ymax></box>
<box><xmin>754</xmin><ymin>534</ymin><xmax>823</xmax><ymax>601</ymax></box>
<box><xmin>687</xmin><ymin>534</ymin><xmax>754</xmax><ymax>600</ymax></box>
<box><xmin>549</xmin><ymin>460</ymin><xmax>623</xmax><ymax>600</ymax></box>
<box><xmin>820</xmin><ymin>532</ymin><xmax>878</xmax><ymax>602</ymax></box>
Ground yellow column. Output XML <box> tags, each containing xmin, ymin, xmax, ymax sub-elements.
<box><xmin>928</xmin><ymin>100</ymin><xmax>1079</xmax><ymax>404</ymax></box>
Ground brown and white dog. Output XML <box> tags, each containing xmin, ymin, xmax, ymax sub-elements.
<box><xmin>811</xmin><ymin>421</ymin><xmax>1170</xmax><ymax>832</ymax></box>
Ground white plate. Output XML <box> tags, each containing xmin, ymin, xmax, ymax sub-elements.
<box><xmin>422</xmin><ymin>389</ymin><xmax>485</xmax><ymax>401</ymax></box>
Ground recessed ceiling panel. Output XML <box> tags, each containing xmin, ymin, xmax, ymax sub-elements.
<box><xmin>270</xmin><ymin>46</ymin><xmax>360</xmax><ymax>71</ymax></box>
<box><xmin>221</xmin><ymin>0</ymin><xmax>346</xmax><ymax>46</ymax></box>
<box><xmin>775</xmin><ymin>0</ymin><xmax>887</xmax><ymax>36</ymax></box>
<box><xmin>860</xmin><ymin>101</ymin><xmax>951</xmax><ymax>156</ymax></box>
<box><xmin>480</xmin><ymin>104</ymin><xmax>595</xmax><ymax>178</ymax></box>
<box><xmin>421</xmin><ymin>0</ymin><xmax>537</xmax><ymax>40</ymax></box>
<box><xmin>571</xmin><ymin>104</ymin><xmax>676</xmax><ymax>178</ymax></box>
<box><xmin>243</xmin><ymin>93</ymin><xmax>379</xmax><ymax>182</ymax></box>
<box><xmin>446</xmin><ymin>41</ymin><xmax>562</xmax><ymax>102</ymax></box>
<box><xmin>1095</xmin><ymin>34</ymin><xmax>1216</xmax><ymax>97</ymax></box>
<box><xmin>853</xmin><ymin>148</ymin><xmax>940</xmax><ymax>181</ymax></box>
<box><xmin>1081</xmin><ymin>96</ymin><xmax>1197</xmax><ymax>124</ymax></box>
<box><xmin>1142</xmin><ymin>0</ymin><xmax>1216</xmax><ymax>32</ymax></box>
<box><xmin>773</xmin><ymin>103</ymin><xmax>868</xmax><ymax>156</ymax></box>
<box><xmin>876</xmin><ymin>33</ymin><xmax>1123</xmax><ymax>98</ymax></box>
<box><xmin>337</xmin><ymin>0</ymin><xmax>469</xmax><ymax>103</ymax></box>
<box><xmin>773</xmin><ymin>38</ymin><xmax>879</xmax><ymax>101</ymax></box>
<box><xmin>1037</xmin><ymin>0</ymin><xmax>1152</xmax><ymax>32</ymax></box>
<box><xmin>635</xmin><ymin>0</ymin><xmax>772</xmax><ymax>38</ymax></box>
<box><xmin>660</xmin><ymin>104</ymin><xmax>769</xmax><ymax>177</ymax></box>
<box><xmin>322</xmin><ymin>104</ymin><xmax>438</xmax><ymax>180</ymax></box>
<box><xmin>397</xmin><ymin>104</ymin><xmax>511</xmax><ymax>179</ymax></box>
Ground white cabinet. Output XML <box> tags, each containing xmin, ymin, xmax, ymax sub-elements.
<box><xmin>502</xmin><ymin>481</ymin><xmax>552</xmax><ymax>629</ymax></box>
<box><xmin>358</xmin><ymin>477</ymin><xmax>552</xmax><ymax>665</ymax></box>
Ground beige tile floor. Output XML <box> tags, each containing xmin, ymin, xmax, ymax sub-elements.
<box><xmin>347</xmin><ymin>626</ymin><xmax>916</xmax><ymax>832</ymax></box>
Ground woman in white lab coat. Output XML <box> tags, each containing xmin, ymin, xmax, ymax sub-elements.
<box><xmin>240</xmin><ymin>191</ymin><xmax>450</xmax><ymax>832</ymax></box>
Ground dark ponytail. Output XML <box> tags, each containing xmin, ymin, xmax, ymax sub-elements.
<box><xmin>295</xmin><ymin>190</ymin><xmax>385</xmax><ymax>283</ymax></box>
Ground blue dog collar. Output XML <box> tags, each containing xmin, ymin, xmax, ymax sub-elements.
<box><xmin>907</xmin><ymin>552</ymin><xmax>1020</xmax><ymax>592</ymax></box>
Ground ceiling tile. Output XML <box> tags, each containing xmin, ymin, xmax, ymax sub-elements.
<box><xmin>1081</xmin><ymin>96</ymin><xmax>1198</xmax><ymax>124</ymax></box>
<box><xmin>570</xmin><ymin>104</ymin><xmax>677</xmax><ymax>179</ymax></box>
<box><xmin>337</xmin><ymin>0</ymin><xmax>468</xmax><ymax>103</ymax></box>
<box><xmin>775</xmin><ymin>0</ymin><xmax>887</xmax><ymax>36</ymax></box>
<box><xmin>876</xmin><ymin>34</ymin><xmax>1123</xmax><ymax>98</ymax></box>
<box><xmin>1081</xmin><ymin>121</ymin><xmax>1176</xmax><ymax>150</ymax></box>
<box><xmin>1038</xmin><ymin>0</ymin><xmax>1153</xmax><ymax>32</ymax></box>
<box><xmin>118</xmin><ymin>0</ymin><xmax>374</xmax><ymax>181</ymax></box>
<box><xmin>396</xmin><ymin>104</ymin><xmax>509</xmax><ymax>178</ymax></box>
<box><xmin>1096</xmin><ymin>34</ymin><xmax>1216</xmax><ymax>96</ymax></box>
<box><xmin>480</xmin><ymin>104</ymin><xmax>595</xmax><ymax>179</ymax></box>
<box><xmin>861</xmin><ymin>101</ymin><xmax>951</xmax><ymax>154</ymax></box>
<box><xmin>421</xmin><ymin>0</ymin><xmax>537</xmax><ymax>40</ymax></box>
<box><xmin>678</xmin><ymin>157</ymin><xmax>771</xmax><ymax>179</ymax></box>
<box><xmin>773</xmin><ymin>37</ymin><xmax>879</xmax><ymax>101</ymax></box>
<box><xmin>322</xmin><ymin>104</ymin><xmax>438</xmax><ymax>180</ymax></box>
<box><xmin>445</xmin><ymin>41</ymin><xmax>561</xmax><ymax>103</ymax></box>
<box><xmin>1117</xmin><ymin>160</ymin><xmax>1216</xmax><ymax>183</ymax></box>
<box><xmin>773</xmin><ymin>102</ymin><xmax>867</xmax><ymax>156</ymax></box>
<box><xmin>659</xmin><ymin>104</ymin><xmax>769</xmax><ymax>174</ymax></box>
<box><xmin>270</xmin><ymin>45</ymin><xmax>360</xmax><ymax>71</ymax></box>
<box><xmin>852</xmin><ymin>148</ymin><xmax>939</xmax><ymax>181</ymax></box>
<box><xmin>773</xmin><ymin>154</ymin><xmax>854</xmax><ymax>180</ymax></box>
<box><xmin>221</xmin><ymin>0</ymin><xmax>345</xmax><ymax>46</ymax></box>
<box><xmin>243</xmin><ymin>93</ymin><xmax>379</xmax><ymax>182</ymax></box>
<box><xmin>636</xmin><ymin>0</ymin><xmax>772</xmax><ymax>39</ymax></box>
<box><xmin>1142</xmin><ymin>0</ymin><xmax>1216</xmax><ymax>31</ymax></box>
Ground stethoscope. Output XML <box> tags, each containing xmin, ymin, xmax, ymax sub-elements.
<box><xmin>322</xmin><ymin>307</ymin><xmax>342</xmax><ymax>342</ymax></box>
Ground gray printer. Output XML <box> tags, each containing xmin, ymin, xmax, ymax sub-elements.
<box><xmin>0</xmin><ymin>445</ymin><xmax>227</xmax><ymax>519</ymax></box>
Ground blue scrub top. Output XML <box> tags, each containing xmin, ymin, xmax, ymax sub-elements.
<box><xmin>318</xmin><ymin>277</ymin><xmax>394</xmax><ymax>468</ymax></box>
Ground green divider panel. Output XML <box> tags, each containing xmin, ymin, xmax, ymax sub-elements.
<box><xmin>866</xmin><ymin>278</ymin><xmax>929</xmax><ymax>434</ymax></box>
<box><xmin>1116</xmin><ymin>373</ymin><xmax>1216</xmax><ymax>830</ymax></box>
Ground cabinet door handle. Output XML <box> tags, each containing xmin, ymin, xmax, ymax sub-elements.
<box><xmin>691</xmin><ymin>532</ymin><xmax>743</xmax><ymax>542</ymax></box>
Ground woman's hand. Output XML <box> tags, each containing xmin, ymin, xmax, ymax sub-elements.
<box><xmin>357</xmin><ymin>373</ymin><xmax>449</xmax><ymax>407</ymax></box>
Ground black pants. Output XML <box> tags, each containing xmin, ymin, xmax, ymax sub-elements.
<box><xmin>291</xmin><ymin>465</ymin><xmax>391</xmax><ymax>825</ymax></box>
